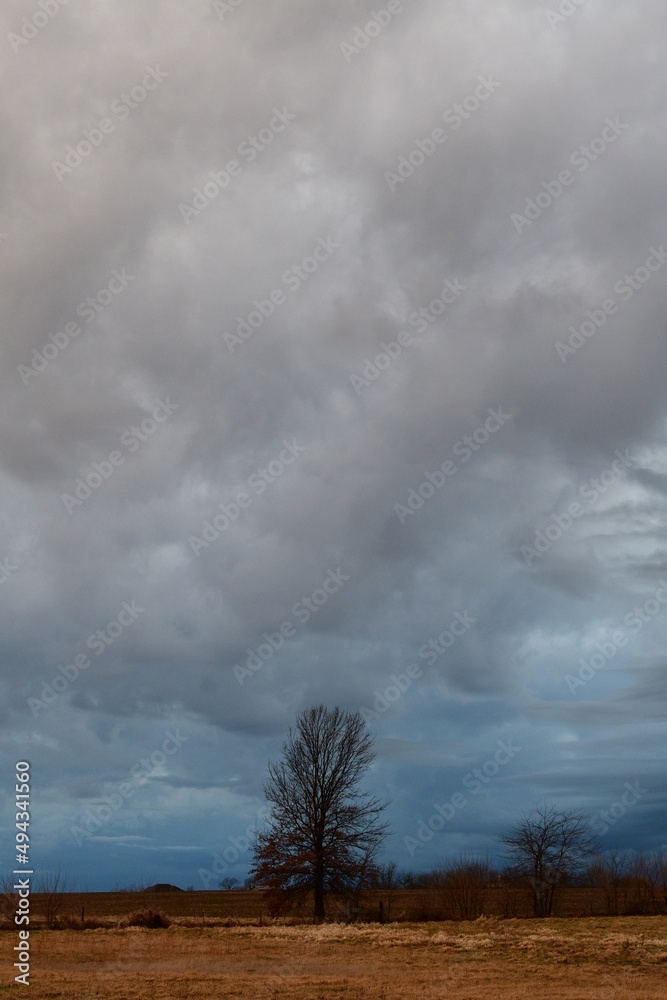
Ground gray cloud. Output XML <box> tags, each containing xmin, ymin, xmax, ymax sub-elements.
<box><xmin>1</xmin><ymin>0</ymin><xmax>666</xmax><ymax>888</ymax></box>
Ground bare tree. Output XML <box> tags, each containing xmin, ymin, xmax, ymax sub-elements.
<box><xmin>218</xmin><ymin>876</ymin><xmax>239</xmax><ymax>890</ymax></box>
<box><xmin>0</xmin><ymin>869</ymin><xmax>18</xmax><ymax>927</ymax></box>
<box><xmin>373</xmin><ymin>860</ymin><xmax>399</xmax><ymax>921</ymax></box>
<box><xmin>251</xmin><ymin>704</ymin><xmax>389</xmax><ymax>921</ymax></box>
<box><xmin>660</xmin><ymin>848</ymin><xmax>667</xmax><ymax>906</ymax></box>
<box><xmin>501</xmin><ymin>801</ymin><xmax>599</xmax><ymax>917</ymax></box>
<box><xmin>437</xmin><ymin>852</ymin><xmax>491</xmax><ymax>920</ymax></box>
<box><xmin>496</xmin><ymin>870</ymin><xmax>526</xmax><ymax>918</ymax></box>
<box><xmin>36</xmin><ymin>866</ymin><xmax>76</xmax><ymax>929</ymax></box>
<box><xmin>587</xmin><ymin>850</ymin><xmax>630</xmax><ymax>915</ymax></box>
<box><xmin>628</xmin><ymin>851</ymin><xmax>664</xmax><ymax>914</ymax></box>
<box><xmin>375</xmin><ymin>861</ymin><xmax>398</xmax><ymax>890</ymax></box>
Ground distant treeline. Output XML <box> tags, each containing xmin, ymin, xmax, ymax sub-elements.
<box><xmin>361</xmin><ymin>851</ymin><xmax>667</xmax><ymax>919</ymax></box>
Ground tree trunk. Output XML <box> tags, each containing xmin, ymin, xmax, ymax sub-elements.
<box><xmin>314</xmin><ymin>882</ymin><xmax>325</xmax><ymax>920</ymax></box>
<box><xmin>314</xmin><ymin>842</ymin><xmax>326</xmax><ymax>921</ymax></box>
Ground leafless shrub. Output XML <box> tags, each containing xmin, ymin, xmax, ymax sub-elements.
<box><xmin>495</xmin><ymin>872</ymin><xmax>526</xmax><ymax>918</ymax></box>
<box><xmin>125</xmin><ymin>907</ymin><xmax>171</xmax><ymax>928</ymax></box>
<box><xmin>0</xmin><ymin>869</ymin><xmax>18</xmax><ymax>928</ymax></box>
<box><xmin>586</xmin><ymin>851</ymin><xmax>630</xmax><ymax>915</ymax></box>
<box><xmin>627</xmin><ymin>851</ymin><xmax>664</xmax><ymax>914</ymax></box>
<box><xmin>36</xmin><ymin>866</ymin><xmax>76</xmax><ymax>929</ymax></box>
<box><xmin>436</xmin><ymin>853</ymin><xmax>491</xmax><ymax>920</ymax></box>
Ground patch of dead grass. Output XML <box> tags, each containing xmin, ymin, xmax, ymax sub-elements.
<box><xmin>1</xmin><ymin>915</ymin><xmax>665</xmax><ymax>999</ymax></box>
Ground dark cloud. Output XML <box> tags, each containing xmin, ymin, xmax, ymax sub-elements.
<box><xmin>1</xmin><ymin>0</ymin><xmax>666</xmax><ymax>888</ymax></box>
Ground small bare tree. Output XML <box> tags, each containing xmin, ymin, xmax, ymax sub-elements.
<box><xmin>660</xmin><ymin>848</ymin><xmax>667</xmax><ymax>907</ymax></box>
<box><xmin>37</xmin><ymin>866</ymin><xmax>76</xmax><ymax>929</ymax></box>
<box><xmin>375</xmin><ymin>861</ymin><xmax>398</xmax><ymax>890</ymax></box>
<box><xmin>218</xmin><ymin>876</ymin><xmax>240</xmax><ymax>890</ymax></box>
<box><xmin>628</xmin><ymin>851</ymin><xmax>664</xmax><ymax>914</ymax></box>
<box><xmin>0</xmin><ymin>869</ymin><xmax>18</xmax><ymax>927</ymax></box>
<box><xmin>437</xmin><ymin>853</ymin><xmax>491</xmax><ymax>920</ymax></box>
<box><xmin>587</xmin><ymin>851</ymin><xmax>629</xmax><ymax>915</ymax></box>
<box><xmin>501</xmin><ymin>802</ymin><xmax>599</xmax><ymax>917</ymax></box>
<box><xmin>496</xmin><ymin>870</ymin><xmax>526</xmax><ymax>918</ymax></box>
<box><xmin>375</xmin><ymin>860</ymin><xmax>398</xmax><ymax>920</ymax></box>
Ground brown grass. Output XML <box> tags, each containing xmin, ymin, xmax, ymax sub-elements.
<box><xmin>17</xmin><ymin>885</ymin><xmax>665</xmax><ymax>928</ymax></box>
<box><xmin>2</xmin><ymin>915</ymin><xmax>666</xmax><ymax>999</ymax></box>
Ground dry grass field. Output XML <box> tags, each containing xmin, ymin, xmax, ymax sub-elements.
<box><xmin>18</xmin><ymin>885</ymin><xmax>666</xmax><ymax>923</ymax></box>
<box><xmin>2</xmin><ymin>913</ymin><xmax>667</xmax><ymax>999</ymax></box>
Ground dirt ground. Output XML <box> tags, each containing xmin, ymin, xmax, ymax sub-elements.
<box><xmin>2</xmin><ymin>916</ymin><xmax>666</xmax><ymax>999</ymax></box>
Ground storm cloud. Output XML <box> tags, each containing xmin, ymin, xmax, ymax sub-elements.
<box><xmin>1</xmin><ymin>0</ymin><xmax>666</xmax><ymax>889</ymax></box>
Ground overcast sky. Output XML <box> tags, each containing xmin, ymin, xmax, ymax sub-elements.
<box><xmin>1</xmin><ymin>0</ymin><xmax>666</xmax><ymax>891</ymax></box>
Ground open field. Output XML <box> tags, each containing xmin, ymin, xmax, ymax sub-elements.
<box><xmin>2</xmin><ymin>915</ymin><xmax>667</xmax><ymax>999</ymax></box>
<box><xmin>14</xmin><ymin>885</ymin><xmax>667</xmax><ymax>924</ymax></box>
